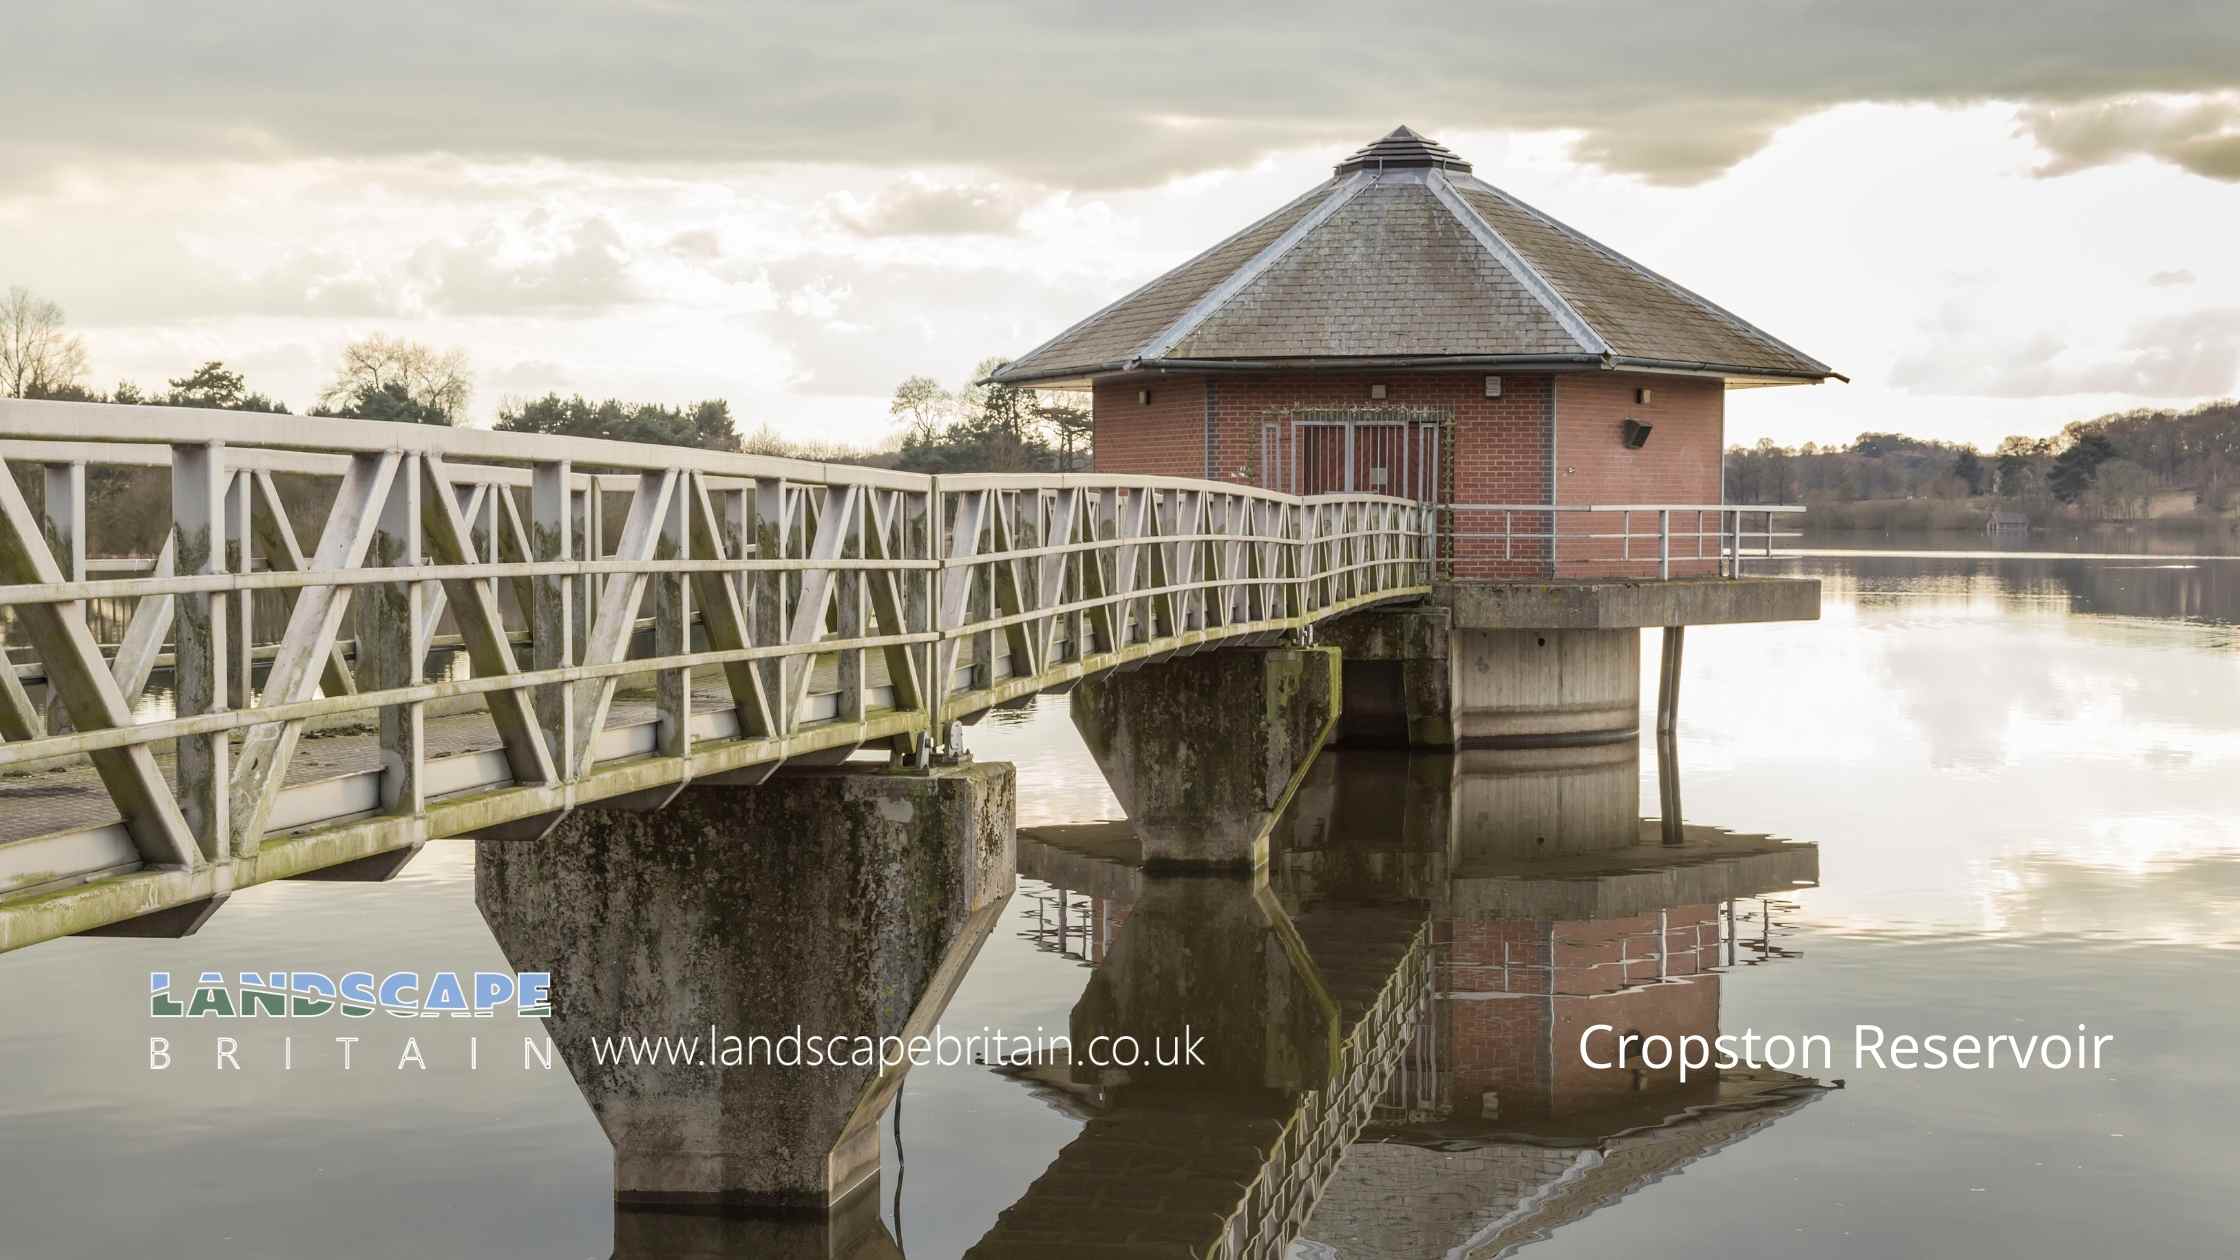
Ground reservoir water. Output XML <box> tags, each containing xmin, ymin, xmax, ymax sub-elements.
<box><xmin>2</xmin><ymin>543</ymin><xmax>2236</xmax><ymax>1258</ymax></box>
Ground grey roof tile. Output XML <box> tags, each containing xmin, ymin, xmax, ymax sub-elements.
<box><xmin>993</xmin><ymin>129</ymin><xmax>1835</xmax><ymax>384</ymax></box>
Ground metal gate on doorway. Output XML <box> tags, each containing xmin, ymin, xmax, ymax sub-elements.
<box><xmin>1259</xmin><ymin>407</ymin><xmax>1448</xmax><ymax>502</ymax></box>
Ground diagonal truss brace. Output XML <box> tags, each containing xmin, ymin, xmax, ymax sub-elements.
<box><xmin>681</xmin><ymin>471</ymin><xmax>779</xmax><ymax>739</ymax></box>
<box><xmin>575</xmin><ymin>469</ymin><xmax>680</xmax><ymax>774</ymax></box>
<box><xmin>229</xmin><ymin>452</ymin><xmax>401</xmax><ymax>851</ymax></box>
<box><xmin>0</xmin><ymin>456</ymin><xmax>198</xmax><ymax>867</ymax></box>
<box><xmin>421</xmin><ymin>455</ymin><xmax>558</xmax><ymax>787</ymax></box>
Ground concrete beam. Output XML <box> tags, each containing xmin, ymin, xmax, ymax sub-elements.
<box><xmin>1319</xmin><ymin>606</ymin><xmax>1454</xmax><ymax>747</ymax></box>
<box><xmin>475</xmin><ymin>761</ymin><xmax>1015</xmax><ymax>1212</ymax></box>
<box><xmin>79</xmin><ymin>892</ymin><xmax>227</xmax><ymax>938</ymax></box>
<box><xmin>613</xmin><ymin>1189</ymin><xmax>900</xmax><ymax>1260</ymax></box>
<box><xmin>1436</xmin><ymin>576</ymin><xmax>1819</xmax><ymax>630</ymax></box>
<box><xmin>1266</xmin><ymin>743</ymin><xmax>1820</xmax><ymax>919</ymax></box>
<box><xmin>1069</xmin><ymin>646</ymin><xmax>1337</xmax><ymax>869</ymax></box>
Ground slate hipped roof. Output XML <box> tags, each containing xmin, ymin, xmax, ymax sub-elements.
<box><xmin>992</xmin><ymin>127</ymin><xmax>1839</xmax><ymax>387</ymax></box>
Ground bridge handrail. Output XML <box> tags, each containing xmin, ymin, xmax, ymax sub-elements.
<box><xmin>1440</xmin><ymin>500</ymin><xmax>1807</xmax><ymax>578</ymax></box>
<box><xmin>0</xmin><ymin>398</ymin><xmax>1438</xmax><ymax>945</ymax></box>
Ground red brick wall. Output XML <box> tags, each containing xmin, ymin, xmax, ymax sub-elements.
<box><xmin>1552</xmin><ymin>373</ymin><xmax>1724</xmax><ymax>577</ymax></box>
<box><xmin>1094</xmin><ymin>370</ymin><xmax>1555</xmax><ymax>578</ymax></box>
<box><xmin>1087</xmin><ymin>368</ymin><xmax>1728</xmax><ymax>579</ymax></box>
<box><xmin>1091</xmin><ymin>378</ymin><xmax>1209</xmax><ymax>478</ymax></box>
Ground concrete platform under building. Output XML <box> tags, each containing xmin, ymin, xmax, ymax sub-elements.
<box><xmin>1322</xmin><ymin>576</ymin><xmax>1819</xmax><ymax>749</ymax></box>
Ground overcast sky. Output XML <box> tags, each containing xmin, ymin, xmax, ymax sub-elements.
<box><xmin>4</xmin><ymin>1</ymin><xmax>2236</xmax><ymax>450</ymax></box>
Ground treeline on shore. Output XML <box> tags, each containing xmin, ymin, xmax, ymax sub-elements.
<box><xmin>1725</xmin><ymin>399</ymin><xmax>2240</xmax><ymax>530</ymax></box>
<box><xmin>3</xmin><ymin>284</ymin><xmax>1089</xmax><ymax>554</ymax></box>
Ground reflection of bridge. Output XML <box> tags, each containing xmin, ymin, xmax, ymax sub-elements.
<box><xmin>970</xmin><ymin>833</ymin><xmax>1435</xmax><ymax>1260</ymax></box>
<box><xmin>947</xmin><ymin>735</ymin><xmax>1828</xmax><ymax>1260</ymax></box>
<box><xmin>0</xmin><ymin>399</ymin><xmax>1428</xmax><ymax>949</ymax></box>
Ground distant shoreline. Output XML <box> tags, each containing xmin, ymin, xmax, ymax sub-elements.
<box><xmin>1790</xmin><ymin>498</ymin><xmax>2240</xmax><ymax>536</ymax></box>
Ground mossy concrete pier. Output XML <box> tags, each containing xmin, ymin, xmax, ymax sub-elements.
<box><xmin>1069</xmin><ymin>646</ymin><xmax>1338</xmax><ymax>869</ymax></box>
<box><xmin>476</xmin><ymin>761</ymin><xmax>1015</xmax><ymax>1212</ymax></box>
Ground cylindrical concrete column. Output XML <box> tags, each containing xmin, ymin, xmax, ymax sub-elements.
<box><xmin>1449</xmin><ymin>741</ymin><xmax>1640</xmax><ymax>860</ymax></box>
<box><xmin>1449</xmin><ymin>627</ymin><xmax>1639</xmax><ymax>746</ymax></box>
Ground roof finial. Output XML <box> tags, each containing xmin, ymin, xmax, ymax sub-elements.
<box><xmin>1335</xmin><ymin>126</ymin><xmax>1471</xmax><ymax>176</ymax></box>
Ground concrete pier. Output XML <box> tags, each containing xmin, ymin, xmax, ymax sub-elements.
<box><xmin>1327</xmin><ymin>576</ymin><xmax>1819</xmax><ymax>750</ymax></box>
<box><xmin>476</xmin><ymin>762</ymin><xmax>1015</xmax><ymax>1212</ymax></box>
<box><xmin>1451</xmin><ymin>627</ymin><xmax>1638</xmax><ymax>745</ymax></box>
<box><xmin>1317</xmin><ymin>606</ymin><xmax>1453</xmax><ymax>747</ymax></box>
<box><xmin>1069</xmin><ymin>646</ymin><xmax>1337</xmax><ymax>869</ymax></box>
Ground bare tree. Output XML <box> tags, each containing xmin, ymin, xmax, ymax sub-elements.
<box><xmin>319</xmin><ymin>333</ymin><xmax>472</xmax><ymax>423</ymax></box>
<box><xmin>0</xmin><ymin>286</ymin><xmax>91</xmax><ymax>399</ymax></box>
<box><xmin>888</xmin><ymin>374</ymin><xmax>951</xmax><ymax>443</ymax></box>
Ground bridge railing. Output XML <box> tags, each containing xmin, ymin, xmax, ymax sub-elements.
<box><xmin>0</xmin><ymin>399</ymin><xmax>1431</xmax><ymax>941</ymax></box>
<box><xmin>1442</xmin><ymin>502</ymin><xmax>1806</xmax><ymax>579</ymax></box>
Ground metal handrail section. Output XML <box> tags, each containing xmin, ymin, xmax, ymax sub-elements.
<box><xmin>0</xmin><ymin>399</ymin><xmax>1434</xmax><ymax>950</ymax></box>
<box><xmin>1441</xmin><ymin>502</ymin><xmax>1807</xmax><ymax>578</ymax></box>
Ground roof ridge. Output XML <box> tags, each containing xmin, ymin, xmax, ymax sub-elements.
<box><xmin>1453</xmin><ymin>175</ymin><xmax>1834</xmax><ymax>377</ymax></box>
<box><xmin>995</xmin><ymin>178</ymin><xmax>1342</xmax><ymax>381</ymax></box>
<box><xmin>1135</xmin><ymin>170</ymin><xmax>1377</xmax><ymax>363</ymax></box>
<box><xmin>1426</xmin><ymin>169</ymin><xmax>1607</xmax><ymax>357</ymax></box>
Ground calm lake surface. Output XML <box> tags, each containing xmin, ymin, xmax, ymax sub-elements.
<box><xmin>3</xmin><ymin>543</ymin><xmax>2237</xmax><ymax>1258</ymax></box>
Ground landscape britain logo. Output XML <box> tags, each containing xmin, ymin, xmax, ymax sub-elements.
<box><xmin>149</xmin><ymin>970</ymin><xmax>553</xmax><ymax>1019</ymax></box>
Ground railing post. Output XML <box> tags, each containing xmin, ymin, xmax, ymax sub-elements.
<box><xmin>225</xmin><ymin>467</ymin><xmax>254</xmax><ymax>712</ymax></box>
<box><xmin>655</xmin><ymin>468</ymin><xmax>693</xmax><ymax>766</ymax></box>
<box><xmin>38</xmin><ymin>459</ymin><xmax>85</xmax><ymax>736</ymax></box>
<box><xmin>753</xmin><ymin>477</ymin><xmax>790</xmax><ymax>738</ymax></box>
<box><xmin>171</xmin><ymin>441</ymin><xmax>230</xmax><ymax>860</ymax></box>
<box><xmin>835</xmin><ymin>486</ymin><xmax>865</xmax><ymax>724</ymax></box>
<box><xmin>356</xmin><ymin>453</ymin><xmax>425</xmax><ymax>817</ymax></box>
<box><xmin>531</xmin><ymin>458</ymin><xmax>577</xmax><ymax>780</ymax></box>
<box><xmin>923</xmin><ymin>482</ymin><xmax>943</xmax><ymax>744</ymax></box>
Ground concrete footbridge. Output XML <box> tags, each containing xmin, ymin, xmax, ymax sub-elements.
<box><xmin>0</xmin><ymin>395</ymin><xmax>1819</xmax><ymax>1221</ymax></box>
<box><xmin>0</xmin><ymin>397</ymin><xmax>1431</xmax><ymax>950</ymax></box>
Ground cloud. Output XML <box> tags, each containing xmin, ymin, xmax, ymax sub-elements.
<box><xmin>409</xmin><ymin>216</ymin><xmax>639</xmax><ymax>315</ymax></box>
<box><xmin>4</xmin><ymin>3</ymin><xmax>2236</xmax><ymax>188</ymax></box>
<box><xmin>1890</xmin><ymin>308</ymin><xmax>2240</xmax><ymax>398</ymax></box>
<box><xmin>752</xmin><ymin>256</ymin><xmax>1104</xmax><ymax>398</ymax></box>
<box><xmin>2020</xmin><ymin>92</ymin><xmax>2240</xmax><ymax>181</ymax></box>
<box><xmin>832</xmin><ymin>180</ymin><xmax>1032</xmax><ymax>236</ymax></box>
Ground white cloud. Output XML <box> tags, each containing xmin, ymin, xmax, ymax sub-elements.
<box><xmin>2020</xmin><ymin>92</ymin><xmax>2240</xmax><ymax>181</ymax></box>
<box><xmin>831</xmin><ymin>180</ymin><xmax>1036</xmax><ymax>237</ymax></box>
<box><xmin>1889</xmin><ymin>309</ymin><xmax>2240</xmax><ymax>398</ymax></box>
<box><xmin>3</xmin><ymin>3</ymin><xmax>2235</xmax><ymax>188</ymax></box>
<box><xmin>4</xmin><ymin>99</ymin><xmax>2237</xmax><ymax>453</ymax></box>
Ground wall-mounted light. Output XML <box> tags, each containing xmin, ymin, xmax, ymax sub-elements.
<box><xmin>1138</xmin><ymin>388</ymin><xmax>1152</xmax><ymax>406</ymax></box>
<box><xmin>1484</xmin><ymin>375</ymin><xmax>1503</xmax><ymax>398</ymax></box>
<box><xmin>1635</xmin><ymin>387</ymin><xmax>1654</xmax><ymax>405</ymax></box>
<box><xmin>1369</xmin><ymin>383</ymin><xmax>1388</xmax><ymax>400</ymax></box>
<box><xmin>1621</xmin><ymin>418</ymin><xmax>1653</xmax><ymax>449</ymax></box>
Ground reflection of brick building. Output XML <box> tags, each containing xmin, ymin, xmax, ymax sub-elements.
<box><xmin>994</xmin><ymin>126</ymin><xmax>1840</xmax><ymax>579</ymax></box>
<box><xmin>1265</xmin><ymin>743</ymin><xmax>1831</xmax><ymax>1254</ymax></box>
<box><xmin>1446</xmin><ymin>906</ymin><xmax>1725</xmax><ymax>1119</ymax></box>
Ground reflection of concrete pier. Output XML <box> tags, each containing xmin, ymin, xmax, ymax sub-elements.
<box><xmin>972</xmin><ymin>833</ymin><xmax>1433</xmax><ymax>1259</ymax></box>
<box><xmin>1272</xmin><ymin>742</ymin><xmax>1830</xmax><ymax>1256</ymax></box>
<box><xmin>996</xmin><ymin>728</ymin><xmax>1829</xmax><ymax>1258</ymax></box>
